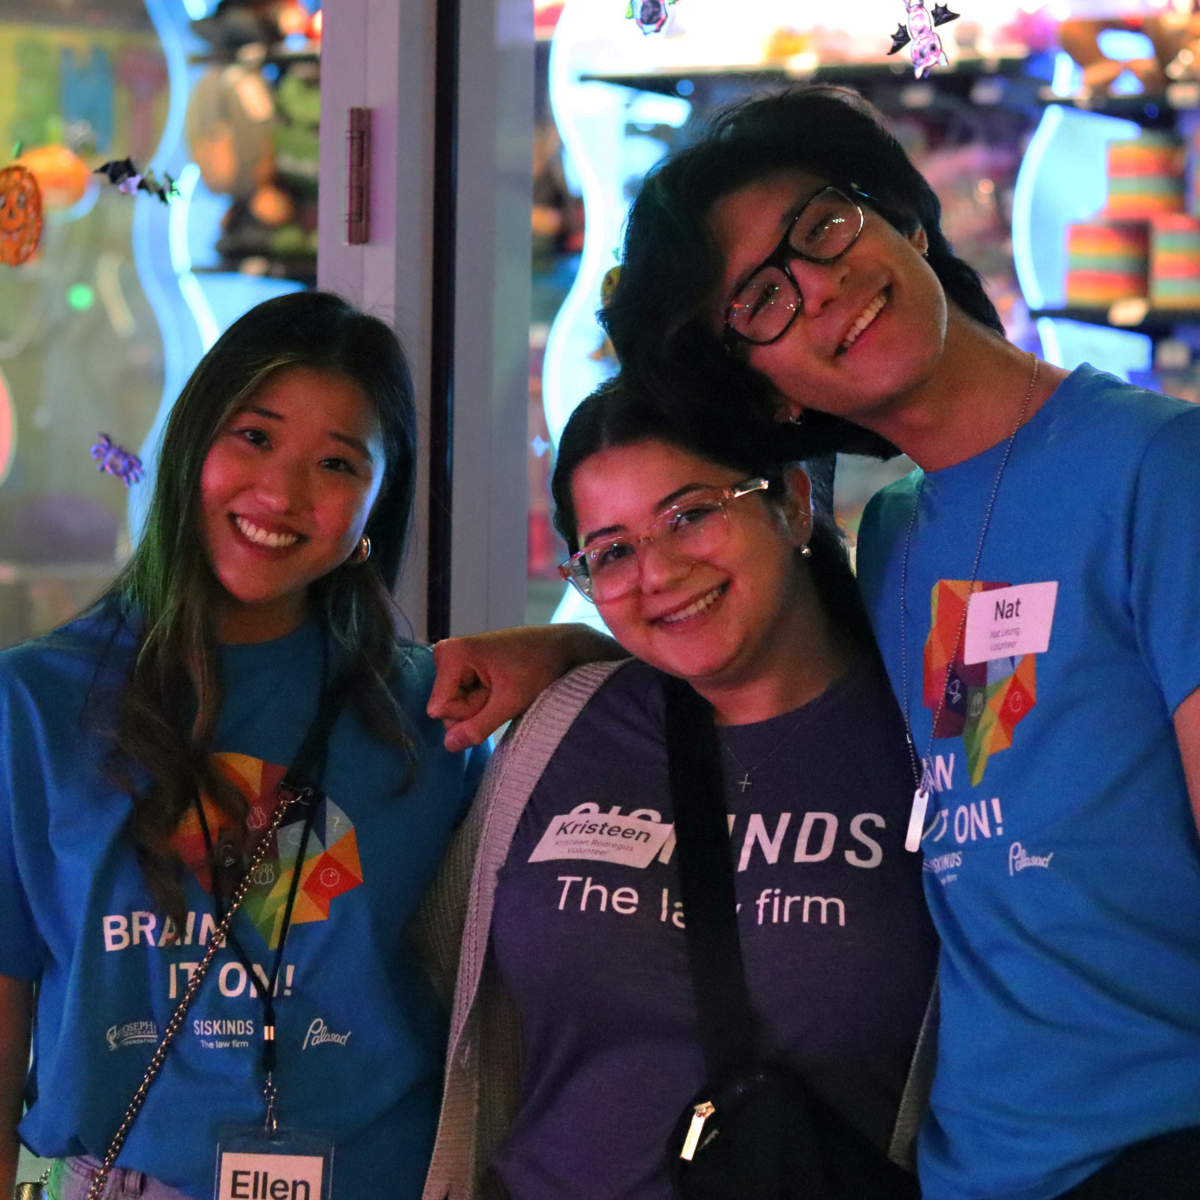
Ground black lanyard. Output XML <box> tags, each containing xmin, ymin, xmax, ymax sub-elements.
<box><xmin>195</xmin><ymin>657</ymin><xmax>353</xmax><ymax>1079</ymax></box>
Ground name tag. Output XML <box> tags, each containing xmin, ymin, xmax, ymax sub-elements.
<box><xmin>964</xmin><ymin>582</ymin><xmax>1057</xmax><ymax>665</ymax></box>
<box><xmin>217</xmin><ymin>1154</ymin><xmax>323</xmax><ymax>1200</ymax></box>
<box><xmin>215</xmin><ymin>1128</ymin><xmax>332</xmax><ymax>1200</ymax></box>
<box><xmin>528</xmin><ymin>813</ymin><xmax>674</xmax><ymax>868</ymax></box>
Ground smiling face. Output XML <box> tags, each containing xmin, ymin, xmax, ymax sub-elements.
<box><xmin>708</xmin><ymin>170</ymin><xmax>947</xmax><ymax>426</ymax></box>
<box><xmin>570</xmin><ymin>438</ymin><xmax>812</xmax><ymax>703</ymax></box>
<box><xmin>199</xmin><ymin>366</ymin><xmax>386</xmax><ymax>643</ymax></box>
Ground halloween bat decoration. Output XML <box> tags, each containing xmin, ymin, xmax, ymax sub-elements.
<box><xmin>0</xmin><ymin>164</ymin><xmax>44</xmax><ymax>267</ymax></box>
<box><xmin>95</xmin><ymin>158</ymin><xmax>179</xmax><ymax>204</ymax></box>
<box><xmin>889</xmin><ymin>1</ymin><xmax>959</xmax><ymax>78</ymax></box>
<box><xmin>91</xmin><ymin>434</ymin><xmax>144</xmax><ymax>487</ymax></box>
<box><xmin>626</xmin><ymin>0</ymin><xmax>675</xmax><ymax>35</ymax></box>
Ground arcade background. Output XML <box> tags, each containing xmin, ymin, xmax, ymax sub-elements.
<box><xmin>0</xmin><ymin>0</ymin><xmax>1197</xmax><ymax>648</ymax></box>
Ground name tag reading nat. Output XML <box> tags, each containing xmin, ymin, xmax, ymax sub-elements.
<box><xmin>529</xmin><ymin>813</ymin><xmax>674</xmax><ymax>868</ymax></box>
<box><xmin>964</xmin><ymin>582</ymin><xmax>1058</xmax><ymax>665</ymax></box>
<box><xmin>215</xmin><ymin>1128</ymin><xmax>332</xmax><ymax>1200</ymax></box>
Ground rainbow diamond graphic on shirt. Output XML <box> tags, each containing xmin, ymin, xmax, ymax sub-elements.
<box><xmin>169</xmin><ymin>753</ymin><xmax>363</xmax><ymax>949</ymax></box>
<box><xmin>924</xmin><ymin>580</ymin><xmax>1037</xmax><ymax>786</ymax></box>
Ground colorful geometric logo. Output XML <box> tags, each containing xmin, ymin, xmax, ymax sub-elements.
<box><xmin>924</xmin><ymin>580</ymin><xmax>1037</xmax><ymax>786</ymax></box>
<box><xmin>169</xmin><ymin>753</ymin><xmax>364</xmax><ymax>949</ymax></box>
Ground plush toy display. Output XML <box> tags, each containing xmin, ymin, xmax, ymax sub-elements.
<box><xmin>184</xmin><ymin>0</ymin><xmax>321</xmax><ymax>279</ymax></box>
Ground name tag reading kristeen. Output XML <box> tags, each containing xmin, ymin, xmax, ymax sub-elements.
<box><xmin>529</xmin><ymin>813</ymin><xmax>674</xmax><ymax>868</ymax></box>
<box><xmin>215</xmin><ymin>1128</ymin><xmax>332</xmax><ymax>1200</ymax></box>
<box><xmin>964</xmin><ymin>581</ymin><xmax>1058</xmax><ymax>665</ymax></box>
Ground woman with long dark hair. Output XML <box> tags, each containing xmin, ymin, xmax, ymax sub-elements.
<box><xmin>423</xmin><ymin>376</ymin><xmax>936</xmax><ymax>1200</ymax></box>
<box><xmin>429</xmin><ymin>87</ymin><xmax>1200</xmax><ymax>1200</ymax></box>
<box><xmin>0</xmin><ymin>292</ymin><xmax>484</xmax><ymax>1200</ymax></box>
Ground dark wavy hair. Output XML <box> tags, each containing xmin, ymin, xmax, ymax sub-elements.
<box><xmin>102</xmin><ymin>291</ymin><xmax>418</xmax><ymax>921</ymax></box>
<box><xmin>603</xmin><ymin>86</ymin><xmax>1004</xmax><ymax>458</ymax></box>
<box><xmin>551</xmin><ymin>374</ymin><xmax>876</xmax><ymax>652</ymax></box>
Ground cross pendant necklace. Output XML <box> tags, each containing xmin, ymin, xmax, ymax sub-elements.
<box><xmin>719</xmin><ymin>702</ymin><xmax>816</xmax><ymax>791</ymax></box>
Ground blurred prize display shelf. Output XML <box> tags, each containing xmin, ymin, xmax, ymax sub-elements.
<box><xmin>1030</xmin><ymin>306</ymin><xmax>1200</xmax><ymax>336</ymax></box>
<box><xmin>1030</xmin><ymin>86</ymin><xmax>1200</xmax><ymax>347</ymax></box>
<box><xmin>183</xmin><ymin>46</ymin><xmax>322</xmax><ymax>286</ymax></box>
<box><xmin>579</xmin><ymin>57</ymin><xmax>1038</xmax><ymax>113</ymax></box>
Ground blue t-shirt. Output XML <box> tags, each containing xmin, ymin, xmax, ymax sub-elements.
<box><xmin>0</xmin><ymin>609</ymin><xmax>486</xmax><ymax>1200</ymax></box>
<box><xmin>489</xmin><ymin>657</ymin><xmax>937</xmax><ymax>1200</ymax></box>
<box><xmin>857</xmin><ymin>365</ymin><xmax>1200</xmax><ymax>1200</ymax></box>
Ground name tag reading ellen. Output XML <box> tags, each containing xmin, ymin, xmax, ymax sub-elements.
<box><xmin>215</xmin><ymin>1128</ymin><xmax>332</xmax><ymax>1200</ymax></box>
<box><xmin>529</xmin><ymin>814</ymin><xmax>674</xmax><ymax>868</ymax></box>
<box><xmin>964</xmin><ymin>582</ymin><xmax>1058</xmax><ymax>665</ymax></box>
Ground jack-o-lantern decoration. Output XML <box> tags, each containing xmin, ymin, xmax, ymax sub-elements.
<box><xmin>0</xmin><ymin>165</ymin><xmax>43</xmax><ymax>266</ymax></box>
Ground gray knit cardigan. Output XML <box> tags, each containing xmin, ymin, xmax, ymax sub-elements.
<box><xmin>415</xmin><ymin>660</ymin><xmax>936</xmax><ymax>1200</ymax></box>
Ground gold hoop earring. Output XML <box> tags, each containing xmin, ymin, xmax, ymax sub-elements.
<box><xmin>349</xmin><ymin>535</ymin><xmax>371</xmax><ymax>565</ymax></box>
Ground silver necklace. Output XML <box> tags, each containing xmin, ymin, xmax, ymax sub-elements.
<box><xmin>719</xmin><ymin>706</ymin><xmax>813</xmax><ymax>791</ymax></box>
<box><xmin>898</xmin><ymin>352</ymin><xmax>1039</xmax><ymax>852</ymax></box>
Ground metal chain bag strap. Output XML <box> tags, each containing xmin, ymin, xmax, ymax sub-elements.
<box><xmin>662</xmin><ymin>677</ymin><xmax>926</xmax><ymax>1200</ymax></box>
<box><xmin>13</xmin><ymin>667</ymin><xmax>351</xmax><ymax>1200</ymax></box>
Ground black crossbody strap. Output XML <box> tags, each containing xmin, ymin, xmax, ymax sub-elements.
<box><xmin>665</xmin><ymin>676</ymin><xmax>757</xmax><ymax>1080</ymax></box>
<box><xmin>666</xmin><ymin>677</ymin><xmax>937</xmax><ymax>1169</ymax></box>
<box><xmin>283</xmin><ymin>665</ymin><xmax>356</xmax><ymax>797</ymax></box>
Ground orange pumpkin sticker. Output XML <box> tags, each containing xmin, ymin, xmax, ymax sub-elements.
<box><xmin>0</xmin><ymin>165</ymin><xmax>43</xmax><ymax>266</ymax></box>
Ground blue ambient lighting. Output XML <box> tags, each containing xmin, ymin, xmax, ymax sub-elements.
<box><xmin>1051</xmin><ymin>50</ymin><xmax>1083</xmax><ymax>97</ymax></box>
<box><xmin>1096</xmin><ymin>30</ymin><xmax>1155</xmax><ymax>63</ymax></box>
<box><xmin>1110</xmin><ymin>70</ymin><xmax>1145</xmax><ymax>96</ymax></box>
<box><xmin>1037</xmin><ymin>317</ymin><xmax>1150</xmax><ymax>381</ymax></box>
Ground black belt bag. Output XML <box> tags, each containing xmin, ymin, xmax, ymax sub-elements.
<box><xmin>663</xmin><ymin>678</ymin><xmax>930</xmax><ymax>1200</ymax></box>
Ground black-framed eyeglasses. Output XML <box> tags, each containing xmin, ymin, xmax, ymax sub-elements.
<box><xmin>723</xmin><ymin>185</ymin><xmax>867</xmax><ymax>348</ymax></box>
<box><xmin>559</xmin><ymin>477</ymin><xmax>770</xmax><ymax>603</ymax></box>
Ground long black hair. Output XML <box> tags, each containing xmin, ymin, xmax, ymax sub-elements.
<box><xmin>551</xmin><ymin>374</ymin><xmax>876</xmax><ymax>652</ymax></box>
<box><xmin>103</xmin><ymin>291</ymin><xmax>418</xmax><ymax>921</ymax></box>
<box><xmin>602</xmin><ymin>86</ymin><xmax>1003</xmax><ymax>456</ymax></box>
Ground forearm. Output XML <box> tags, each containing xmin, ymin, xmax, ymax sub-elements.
<box><xmin>553</xmin><ymin>623</ymin><xmax>627</xmax><ymax>669</ymax></box>
<box><xmin>0</xmin><ymin>974</ymin><xmax>33</xmax><ymax>1198</ymax></box>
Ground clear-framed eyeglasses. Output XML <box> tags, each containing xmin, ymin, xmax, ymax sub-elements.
<box><xmin>559</xmin><ymin>476</ymin><xmax>770</xmax><ymax>603</ymax></box>
<box><xmin>723</xmin><ymin>185</ymin><xmax>867</xmax><ymax>348</ymax></box>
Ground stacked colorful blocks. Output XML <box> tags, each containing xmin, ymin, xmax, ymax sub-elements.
<box><xmin>1150</xmin><ymin>214</ymin><xmax>1200</xmax><ymax>309</ymax></box>
<box><xmin>1065</xmin><ymin>221</ymin><xmax>1149</xmax><ymax>306</ymax></box>
<box><xmin>1106</xmin><ymin>133</ymin><xmax>1185</xmax><ymax>220</ymax></box>
<box><xmin>1063</xmin><ymin>133</ymin><xmax>1195</xmax><ymax>310</ymax></box>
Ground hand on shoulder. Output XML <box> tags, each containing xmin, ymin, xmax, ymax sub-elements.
<box><xmin>426</xmin><ymin>623</ymin><xmax>626</xmax><ymax>752</ymax></box>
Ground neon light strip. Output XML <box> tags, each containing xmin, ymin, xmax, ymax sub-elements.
<box><xmin>541</xmin><ymin>19</ymin><xmax>613</xmax><ymax>447</ymax></box>
<box><xmin>170</xmin><ymin>163</ymin><xmax>220</xmax><ymax>350</ymax></box>
<box><xmin>1011</xmin><ymin>104</ymin><xmax>1063</xmax><ymax>312</ymax></box>
<box><xmin>1035</xmin><ymin>317</ymin><xmax>1063</xmax><ymax>368</ymax></box>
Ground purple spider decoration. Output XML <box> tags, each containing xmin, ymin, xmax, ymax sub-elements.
<box><xmin>626</xmin><ymin>0</ymin><xmax>674</xmax><ymax>35</ymax></box>
<box><xmin>888</xmin><ymin>1</ymin><xmax>959</xmax><ymax>79</ymax></box>
<box><xmin>90</xmin><ymin>433</ymin><xmax>144</xmax><ymax>487</ymax></box>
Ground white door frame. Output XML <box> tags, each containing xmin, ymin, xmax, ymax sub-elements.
<box><xmin>319</xmin><ymin>0</ymin><xmax>532</xmax><ymax>641</ymax></box>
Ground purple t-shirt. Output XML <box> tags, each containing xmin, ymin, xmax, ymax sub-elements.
<box><xmin>489</xmin><ymin>656</ymin><xmax>938</xmax><ymax>1200</ymax></box>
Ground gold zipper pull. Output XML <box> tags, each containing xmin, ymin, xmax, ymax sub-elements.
<box><xmin>680</xmin><ymin>1100</ymin><xmax>716</xmax><ymax>1161</ymax></box>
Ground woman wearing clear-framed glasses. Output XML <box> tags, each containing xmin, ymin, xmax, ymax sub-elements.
<box><xmin>421</xmin><ymin>376</ymin><xmax>937</xmax><ymax>1200</ymax></box>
